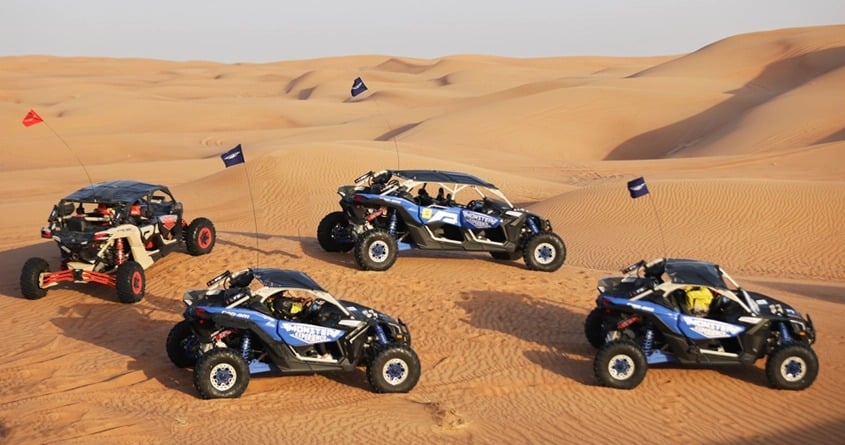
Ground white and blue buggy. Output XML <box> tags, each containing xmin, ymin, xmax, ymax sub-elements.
<box><xmin>166</xmin><ymin>268</ymin><xmax>420</xmax><ymax>399</ymax></box>
<box><xmin>584</xmin><ymin>258</ymin><xmax>818</xmax><ymax>390</ymax></box>
<box><xmin>318</xmin><ymin>169</ymin><xmax>566</xmax><ymax>272</ymax></box>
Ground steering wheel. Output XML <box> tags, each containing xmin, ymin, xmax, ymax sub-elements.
<box><xmin>467</xmin><ymin>199</ymin><xmax>485</xmax><ymax>212</ymax></box>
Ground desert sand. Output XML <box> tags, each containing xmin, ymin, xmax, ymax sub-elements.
<box><xmin>1</xmin><ymin>24</ymin><xmax>844</xmax><ymax>444</ymax></box>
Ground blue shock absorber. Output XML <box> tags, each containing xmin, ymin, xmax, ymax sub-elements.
<box><xmin>388</xmin><ymin>210</ymin><xmax>398</xmax><ymax>235</ymax></box>
<box><xmin>641</xmin><ymin>324</ymin><xmax>655</xmax><ymax>355</ymax></box>
<box><xmin>526</xmin><ymin>217</ymin><xmax>539</xmax><ymax>234</ymax></box>
<box><xmin>778</xmin><ymin>321</ymin><xmax>794</xmax><ymax>344</ymax></box>
<box><xmin>374</xmin><ymin>324</ymin><xmax>389</xmax><ymax>345</ymax></box>
<box><xmin>241</xmin><ymin>331</ymin><xmax>252</xmax><ymax>360</ymax></box>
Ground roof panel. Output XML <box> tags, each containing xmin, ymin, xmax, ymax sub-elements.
<box><xmin>391</xmin><ymin>170</ymin><xmax>496</xmax><ymax>188</ymax></box>
<box><xmin>63</xmin><ymin>180</ymin><xmax>169</xmax><ymax>203</ymax></box>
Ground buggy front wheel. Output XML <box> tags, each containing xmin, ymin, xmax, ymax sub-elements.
<box><xmin>523</xmin><ymin>232</ymin><xmax>566</xmax><ymax>272</ymax></box>
<box><xmin>116</xmin><ymin>261</ymin><xmax>145</xmax><ymax>304</ymax></box>
<box><xmin>766</xmin><ymin>342</ymin><xmax>818</xmax><ymax>390</ymax></box>
<box><xmin>367</xmin><ymin>344</ymin><xmax>421</xmax><ymax>393</ymax></box>
<box><xmin>20</xmin><ymin>257</ymin><xmax>50</xmax><ymax>300</ymax></box>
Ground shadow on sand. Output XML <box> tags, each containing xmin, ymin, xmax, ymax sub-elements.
<box><xmin>456</xmin><ymin>289</ymin><xmax>597</xmax><ymax>385</ymax></box>
<box><xmin>49</xmin><ymin>290</ymin><xmax>196</xmax><ymax>396</ymax></box>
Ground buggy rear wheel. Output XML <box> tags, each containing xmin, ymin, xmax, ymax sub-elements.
<box><xmin>594</xmin><ymin>340</ymin><xmax>647</xmax><ymax>390</ymax></box>
<box><xmin>166</xmin><ymin>320</ymin><xmax>201</xmax><ymax>368</ymax></box>
<box><xmin>116</xmin><ymin>261</ymin><xmax>145</xmax><ymax>303</ymax></box>
<box><xmin>367</xmin><ymin>344</ymin><xmax>421</xmax><ymax>393</ymax></box>
<box><xmin>317</xmin><ymin>211</ymin><xmax>355</xmax><ymax>252</ymax></box>
<box><xmin>523</xmin><ymin>232</ymin><xmax>566</xmax><ymax>272</ymax></box>
<box><xmin>21</xmin><ymin>257</ymin><xmax>50</xmax><ymax>300</ymax></box>
<box><xmin>186</xmin><ymin>217</ymin><xmax>216</xmax><ymax>256</ymax></box>
<box><xmin>354</xmin><ymin>229</ymin><xmax>398</xmax><ymax>271</ymax></box>
<box><xmin>585</xmin><ymin>307</ymin><xmax>608</xmax><ymax>349</ymax></box>
<box><xmin>194</xmin><ymin>348</ymin><xmax>250</xmax><ymax>399</ymax></box>
<box><xmin>766</xmin><ymin>342</ymin><xmax>818</xmax><ymax>390</ymax></box>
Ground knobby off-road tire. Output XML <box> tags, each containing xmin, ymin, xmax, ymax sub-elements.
<box><xmin>367</xmin><ymin>344</ymin><xmax>421</xmax><ymax>393</ymax></box>
<box><xmin>585</xmin><ymin>307</ymin><xmax>608</xmax><ymax>349</ymax></box>
<box><xmin>193</xmin><ymin>348</ymin><xmax>250</xmax><ymax>399</ymax></box>
<box><xmin>317</xmin><ymin>211</ymin><xmax>355</xmax><ymax>252</ymax></box>
<box><xmin>20</xmin><ymin>257</ymin><xmax>50</xmax><ymax>300</ymax></box>
<box><xmin>354</xmin><ymin>229</ymin><xmax>398</xmax><ymax>271</ymax></box>
<box><xmin>765</xmin><ymin>342</ymin><xmax>819</xmax><ymax>390</ymax></box>
<box><xmin>116</xmin><ymin>260</ymin><xmax>145</xmax><ymax>304</ymax></box>
<box><xmin>594</xmin><ymin>340</ymin><xmax>647</xmax><ymax>390</ymax></box>
<box><xmin>523</xmin><ymin>232</ymin><xmax>566</xmax><ymax>272</ymax></box>
<box><xmin>186</xmin><ymin>217</ymin><xmax>216</xmax><ymax>256</ymax></box>
<box><xmin>166</xmin><ymin>320</ymin><xmax>201</xmax><ymax>368</ymax></box>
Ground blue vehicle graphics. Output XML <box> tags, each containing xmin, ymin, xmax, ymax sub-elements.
<box><xmin>278</xmin><ymin>321</ymin><xmax>344</xmax><ymax>346</ymax></box>
<box><xmin>460</xmin><ymin>209</ymin><xmax>501</xmax><ymax>229</ymax></box>
<box><xmin>211</xmin><ymin>308</ymin><xmax>285</xmax><ymax>341</ymax></box>
<box><xmin>417</xmin><ymin>206</ymin><xmax>502</xmax><ymax>230</ymax></box>
<box><xmin>678</xmin><ymin>315</ymin><xmax>745</xmax><ymax>340</ymax></box>
<box><xmin>611</xmin><ymin>296</ymin><xmax>746</xmax><ymax>341</ymax></box>
<box><xmin>419</xmin><ymin>206</ymin><xmax>460</xmax><ymax>226</ymax></box>
<box><xmin>205</xmin><ymin>307</ymin><xmax>346</xmax><ymax>347</ymax></box>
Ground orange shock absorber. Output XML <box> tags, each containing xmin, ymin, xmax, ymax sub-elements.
<box><xmin>115</xmin><ymin>238</ymin><xmax>125</xmax><ymax>265</ymax></box>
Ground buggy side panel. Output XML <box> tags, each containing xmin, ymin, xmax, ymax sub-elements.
<box><xmin>419</xmin><ymin>206</ymin><xmax>461</xmax><ymax>227</ymax></box>
<box><xmin>677</xmin><ymin>315</ymin><xmax>746</xmax><ymax>340</ymax></box>
<box><xmin>277</xmin><ymin>321</ymin><xmax>345</xmax><ymax>347</ymax></box>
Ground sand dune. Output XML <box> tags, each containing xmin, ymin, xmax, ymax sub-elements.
<box><xmin>1</xmin><ymin>25</ymin><xmax>844</xmax><ymax>444</ymax></box>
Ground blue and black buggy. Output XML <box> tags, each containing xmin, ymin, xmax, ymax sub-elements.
<box><xmin>166</xmin><ymin>268</ymin><xmax>420</xmax><ymax>399</ymax></box>
<box><xmin>317</xmin><ymin>170</ymin><xmax>566</xmax><ymax>272</ymax></box>
<box><xmin>585</xmin><ymin>258</ymin><xmax>818</xmax><ymax>390</ymax></box>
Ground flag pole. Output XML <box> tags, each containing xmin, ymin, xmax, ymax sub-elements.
<box><xmin>220</xmin><ymin>144</ymin><xmax>260</xmax><ymax>267</ymax></box>
<box><xmin>627</xmin><ymin>176</ymin><xmax>668</xmax><ymax>259</ymax></box>
<box><xmin>647</xmin><ymin>194</ymin><xmax>668</xmax><ymax>258</ymax></box>
<box><xmin>372</xmin><ymin>98</ymin><xmax>401</xmax><ymax>170</ymax></box>
<box><xmin>241</xmin><ymin>165</ymin><xmax>261</xmax><ymax>268</ymax></box>
<box><xmin>351</xmin><ymin>77</ymin><xmax>400</xmax><ymax>169</ymax></box>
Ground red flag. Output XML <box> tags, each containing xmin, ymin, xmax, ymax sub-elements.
<box><xmin>22</xmin><ymin>109</ymin><xmax>43</xmax><ymax>127</ymax></box>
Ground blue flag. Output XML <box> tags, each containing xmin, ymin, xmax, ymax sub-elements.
<box><xmin>627</xmin><ymin>177</ymin><xmax>649</xmax><ymax>199</ymax></box>
<box><xmin>350</xmin><ymin>77</ymin><xmax>368</xmax><ymax>97</ymax></box>
<box><xmin>221</xmin><ymin>144</ymin><xmax>245</xmax><ymax>168</ymax></box>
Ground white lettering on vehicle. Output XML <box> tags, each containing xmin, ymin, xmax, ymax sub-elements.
<box><xmin>683</xmin><ymin>316</ymin><xmax>744</xmax><ymax>338</ymax></box>
<box><xmin>221</xmin><ymin>310</ymin><xmax>251</xmax><ymax>319</ymax></box>
<box><xmin>462</xmin><ymin>211</ymin><xmax>499</xmax><ymax>229</ymax></box>
<box><xmin>281</xmin><ymin>322</ymin><xmax>343</xmax><ymax>344</ymax></box>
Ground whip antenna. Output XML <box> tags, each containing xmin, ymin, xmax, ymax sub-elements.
<box><xmin>627</xmin><ymin>176</ymin><xmax>667</xmax><ymax>258</ymax></box>
<box><xmin>22</xmin><ymin>109</ymin><xmax>93</xmax><ymax>185</ymax></box>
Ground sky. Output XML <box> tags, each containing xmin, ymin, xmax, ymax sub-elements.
<box><xmin>2</xmin><ymin>0</ymin><xmax>844</xmax><ymax>63</ymax></box>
